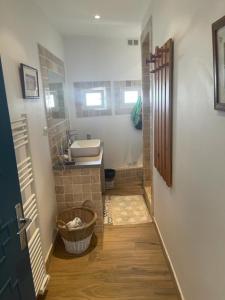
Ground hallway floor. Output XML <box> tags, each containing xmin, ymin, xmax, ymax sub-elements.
<box><xmin>41</xmin><ymin>223</ymin><xmax>180</xmax><ymax>300</ymax></box>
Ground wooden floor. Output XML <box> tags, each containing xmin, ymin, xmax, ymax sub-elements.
<box><xmin>105</xmin><ymin>181</ymin><xmax>144</xmax><ymax>196</ymax></box>
<box><xmin>40</xmin><ymin>223</ymin><xmax>180</xmax><ymax>300</ymax></box>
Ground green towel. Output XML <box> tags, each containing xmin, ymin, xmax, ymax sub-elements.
<box><xmin>131</xmin><ymin>96</ymin><xmax>142</xmax><ymax>130</ymax></box>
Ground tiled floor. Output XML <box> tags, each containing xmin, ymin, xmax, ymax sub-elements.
<box><xmin>104</xmin><ymin>195</ymin><xmax>152</xmax><ymax>225</ymax></box>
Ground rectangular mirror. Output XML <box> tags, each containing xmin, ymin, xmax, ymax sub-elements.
<box><xmin>212</xmin><ymin>15</ymin><xmax>225</xmax><ymax>111</ymax></box>
<box><xmin>38</xmin><ymin>44</ymin><xmax>67</xmax><ymax>127</ymax></box>
<box><xmin>38</xmin><ymin>44</ymin><xmax>69</xmax><ymax>165</ymax></box>
<box><xmin>47</xmin><ymin>70</ymin><xmax>66</xmax><ymax>121</ymax></box>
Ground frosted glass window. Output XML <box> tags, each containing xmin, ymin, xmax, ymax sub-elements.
<box><xmin>85</xmin><ymin>92</ymin><xmax>102</xmax><ymax>106</ymax></box>
<box><xmin>124</xmin><ymin>90</ymin><xmax>138</xmax><ymax>104</ymax></box>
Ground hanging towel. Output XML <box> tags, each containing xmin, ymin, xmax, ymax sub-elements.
<box><xmin>131</xmin><ymin>96</ymin><xmax>142</xmax><ymax>130</ymax></box>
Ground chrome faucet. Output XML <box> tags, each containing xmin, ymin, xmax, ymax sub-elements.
<box><xmin>66</xmin><ymin>130</ymin><xmax>78</xmax><ymax>147</ymax></box>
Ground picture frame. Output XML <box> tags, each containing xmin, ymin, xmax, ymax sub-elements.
<box><xmin>20</xmin><ymin>64</ymin><xmax>39</xmax><ymax>99</ymax></box>
<box><xmin>212</xmin><ymin>16</ymin><xmax>225</xmax><ymax>111</ymax></box>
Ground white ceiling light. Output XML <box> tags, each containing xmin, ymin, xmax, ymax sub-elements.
<box><xmin>94</xmin><ymin>15</ymin><xmax>101</xmax><ymax>20</ymax></box>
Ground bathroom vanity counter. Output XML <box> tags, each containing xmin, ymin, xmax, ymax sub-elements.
<box><xmin>53</xmin><ymin>147</ymin><xmax>103</xmax><ymax>170</ymax></box>
<box><xmin>54</xmin><ymin>147</ymin><xmax>104</xmax><ymax>233</ymax></box>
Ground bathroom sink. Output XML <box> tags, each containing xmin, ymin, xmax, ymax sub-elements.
<box><xmin>70</xmin><ymin>139</ymin><xmax>101</xmax><ymax>157</ymax></box>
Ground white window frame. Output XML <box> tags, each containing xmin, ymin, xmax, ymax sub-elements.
<box><xmin>82</xmin><ymin>88</ymin><xmax>106</xmax><ymax>110</ymax></box>
<box><xmin>124</xmin><ymin>90</ymin><xmax>139</xmax><ymax>104</ymax></box>
<box><xmin>121</xmin><ymin>87</ymin><xmax>141</xmax><ymax>108</ymax></box>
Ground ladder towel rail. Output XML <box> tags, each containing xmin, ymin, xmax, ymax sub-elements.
<box><xmin>11</xmin><ymin>115</ymin><xmax>50</xmax><ymax>296</ymax></box>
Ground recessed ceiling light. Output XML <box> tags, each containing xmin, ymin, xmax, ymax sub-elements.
<box><xmin>94</xmin><ymin>15</ymin><xmax>101</xmax><ymax>20</ymax></box>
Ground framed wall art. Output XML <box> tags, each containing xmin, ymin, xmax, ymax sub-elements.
<box><xmin>20</xmin><ymin>64</ymin><xmax>39</xmax><ymax>99</ymax></box>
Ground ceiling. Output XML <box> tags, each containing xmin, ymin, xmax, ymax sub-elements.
<box><xmin>33</xmin><ymin>0</ymin><xmax>151</xmax><ymax>38</ymax></box>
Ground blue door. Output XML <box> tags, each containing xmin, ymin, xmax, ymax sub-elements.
<box><xmin>0</xmin><ymin>59</ymin><xmax>35</xmax><ymax>300</ymax></box>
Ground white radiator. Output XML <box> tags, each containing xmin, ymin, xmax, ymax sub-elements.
<box><xmin>11</xmin><ymin>115</ymin><xmax>50</xmax><ymax>296</ymax></box>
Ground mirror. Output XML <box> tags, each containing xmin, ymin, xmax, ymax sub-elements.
<box><xmin>212</xmin><ymin>16</ymin><xmax>225</xmax><ymax>111</ymax></box>
<box><xmin>46</xmin><ymin>70</ymin><xmax>66</xmax><ymax>124</ymax></box>
<box><xmin>38</xmin><ymin>44</ymin><xmax>67</xmax><ymax>127</ymax></box>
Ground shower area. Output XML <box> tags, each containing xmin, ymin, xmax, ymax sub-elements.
<box><xmin>103</xmin><ymin>18</ymin><xmax>154</xmax><ymax>226</ymax></box>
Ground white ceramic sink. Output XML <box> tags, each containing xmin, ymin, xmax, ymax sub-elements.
<box><xmin>70</xmin><ymin>139</ymin><xmax>101</xmax><ymax>157</ymax></box>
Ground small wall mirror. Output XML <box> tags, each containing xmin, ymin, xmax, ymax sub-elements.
<box><xmin>212</xmin><ymin>15</ymin><xmax>225</xmax><ymax>111</ymax></box>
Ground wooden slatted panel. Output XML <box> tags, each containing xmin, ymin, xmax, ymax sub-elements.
<box><xmin>158</xmin><ymin>47</ymin><xmax>162</xmax><ymax>176</ymax></box>
<box><xmin>165</xmin><ymin>39</ymin><xmax>173</xmax><ymax>186</ymax></box>
<box><xmin>153</xmin><ymin>39</ymin><xmax>173</xmax><ymax>187</ymax></box>
<box><xmin>154</xmin><ymin>47</ymin><xmax>159</xmax><ymax>169</ymax></box>
<box><xmin>161</xmin><ymin>45</ymin><xmax>166</xmax><ymax>179</ymax></box>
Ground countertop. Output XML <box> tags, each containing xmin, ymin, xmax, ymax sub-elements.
<box><xmin>53</xmin><ymin>147</ymin><xmax>103</xmax><ymax>170</ymax></box>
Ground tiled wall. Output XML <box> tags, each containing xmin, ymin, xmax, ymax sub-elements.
<box><xmin>74</xmin><ymin>81</ymin><xmax>112</xmax><ymax>117</ymax></box>
<box><xmin>54</xmin><ymin>167</ymin><xmax>104</xmax><ymax>232</ymax></box>
<box><xmin>141</xmin><ymin>19</ymin><xmax>153</xmax><ymax>186</ymax></box>
<box><xmin>74</xmin><ymin>80</ymin><xmax>142</xmax><ymax>117</ymax></box>
<box><xmin>38</xmin><ymin>44</ymin><xmax>69</xmax><ymax>165</ymax></box>
<box><xmin>114</xmin><ymin>167</ymin><xmax>143</xmax><ymax>186</ymax></box>
<box><xmin>48</xmin><ymin>120</ymin><xmax>69</xmax><ymax>165</ymax></box>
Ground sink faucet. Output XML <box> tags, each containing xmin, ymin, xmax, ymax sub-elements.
<box><xmin>66</xmin><ymin>130</ymin><xmax>78</xmax><ymax>147</ymax></box>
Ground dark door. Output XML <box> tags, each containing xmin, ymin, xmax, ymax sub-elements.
<box><xmin>0</xmin><ymin>59</ymin><xmax>35</xmax><ymax>300</ymax></box>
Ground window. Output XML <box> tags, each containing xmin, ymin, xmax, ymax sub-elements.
<box><xmin>124</xmin><ymin>90</ymin><xmax>139</xmax><ymax>104</ymax></box>
<box><xmin>85</xmin><ymin>91</ymin><xmax>103</xmax><ymax>107</ymax></box>
<box><xmin>46</xmin><ymin>94</ymin><xmax>55</xmax><ymax>109</ymax></box>
<box><xmin>74</xmin><ymin>81</ymin><xmax>112</xmax><ymax>117</ymax></box>
<box><xmin>114</xmin><ymin>80</ymin><xmax>142</xmax><ymax>115</ymax></box>
<box><xmin>83</xmin><ymin>88</ymin><xmax>106</xmax><ymax>109</ymax></box>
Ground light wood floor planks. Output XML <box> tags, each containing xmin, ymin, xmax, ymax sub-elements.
<box><xmin>40</xmin><ymin>223</ymin><xmax>180</xmax><ymax>300</ymax></box>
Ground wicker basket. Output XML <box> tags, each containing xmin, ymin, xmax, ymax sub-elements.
<box><xmin>57</xmin><ymin>202</ymin><xmax>97</xmax><ymax>255</ymax></box>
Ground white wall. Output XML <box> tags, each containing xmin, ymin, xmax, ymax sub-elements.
<box><xmin>64</xmin><ymin>36</ymin><xmax>142</xmax><ymax>169</ymax></box>
<box><xmin>0</xmin><ymin>0</ymin><xmax>64</xmax><ymax>259</ymax></box>
<box><xmin>148</xmin><ymin>1</ymin><xmax>225</xmax><ymax>299</ymax></box>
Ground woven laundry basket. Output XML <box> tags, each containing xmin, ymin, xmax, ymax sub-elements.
<box><xmin>57</xmin><ymin>202</ymin><xmax>97</xmax><ymax>255</ymax></box>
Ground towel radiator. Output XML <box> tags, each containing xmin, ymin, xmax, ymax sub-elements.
<box><xmin>11</xmin><ymin>115</ymin><xmax>49</xmax><ymax>296</ymax></box>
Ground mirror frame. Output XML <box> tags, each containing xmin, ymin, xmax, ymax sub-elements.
<box><xmin>212</xmin><ymin>15</ymin><xmax>225</xmax><ymax>111</ymax></box>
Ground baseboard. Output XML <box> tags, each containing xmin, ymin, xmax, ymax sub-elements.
<box><xmin>45</xmin><ymin>232</ymin><xmax>58</xmax><ymax>271</ymax></box>
<box><xmin>154</xmin><ymin>217</ymin><xmax>185</xmax><ymax>300</ymax></box>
